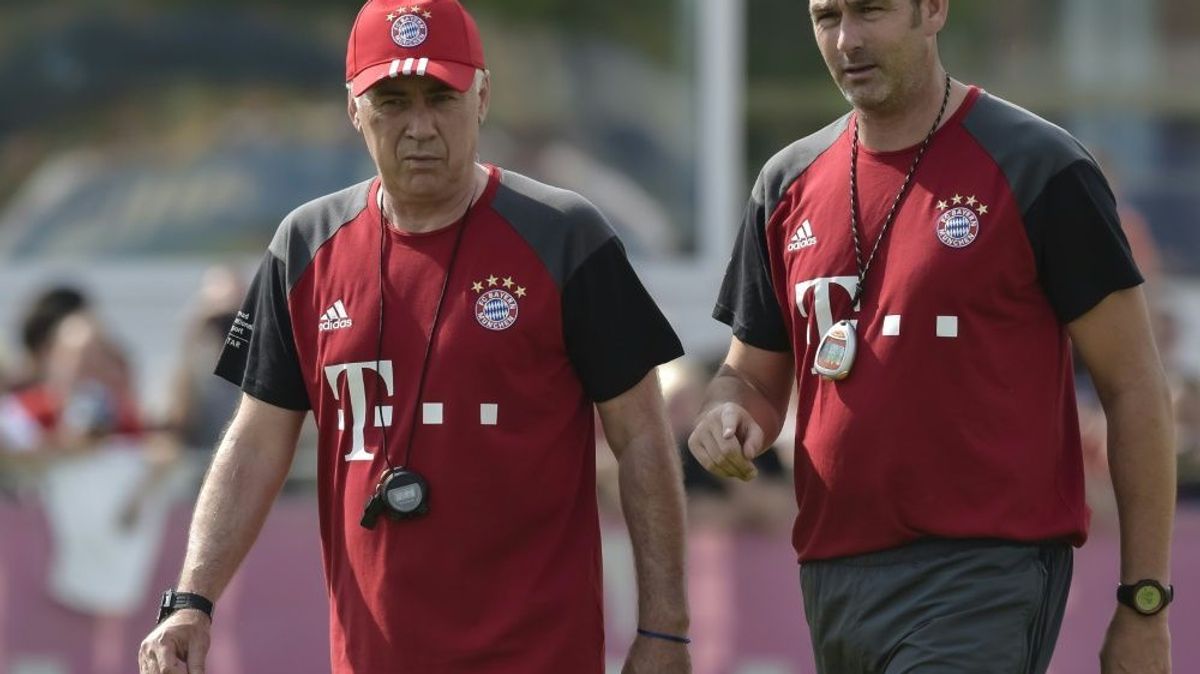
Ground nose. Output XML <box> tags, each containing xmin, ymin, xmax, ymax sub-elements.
<box><xmin>404</xmin><ymin>98</ymin><xmax>437</xmax><ymax>141</ymax></box>
<box><xmin>836</xmin><ymin>17</ymin><xmax>864</xmax><ymax>56</ymax></box>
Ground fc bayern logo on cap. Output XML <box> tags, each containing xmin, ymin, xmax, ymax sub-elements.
<box><xmin>936</xmin><ymin>206</ymin><xmax>980</xmax><ymax>248</ymax></box>
<box><xmin>476</xmin><ymin>290</ymin><xmax>519</xmax><ymax>331</ymax></box>
<box><xmin>392</xmin><ymin>13</ymin><xmax>428</xmax><ymax>48</ymax></box>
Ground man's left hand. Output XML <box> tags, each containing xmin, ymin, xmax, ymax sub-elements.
<box><xmin>621</xmin><ymin>634</ymin><xmax>691</xmax><ymax>674</ymax></box>
<box><xmin>1100</xmin><ymin>606</ymin><xmax>1171</xmax><ymax>673</ymax></box>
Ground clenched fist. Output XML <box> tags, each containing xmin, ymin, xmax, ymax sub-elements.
<box><xmin>687</xmin><ymin>402</ymin><xmax>765</xmax><ymax>481</ymax></box>
<box><xmin>139</xmin><ymin>610</ymin><xmax>211</xmax><ymax>674</ymax></box>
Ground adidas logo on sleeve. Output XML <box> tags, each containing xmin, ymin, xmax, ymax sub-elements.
<box><xmin>786</xmin><ymin>219</ymin><xmax>818</xmax><ymax>252</ymax></box>
<box><xmin>319</xmin><ymin>299</ymin><xmax>354</xmax><ymax>332</ymax></box>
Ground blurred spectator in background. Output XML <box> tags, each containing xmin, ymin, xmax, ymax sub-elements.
<box><xmin>6</xmin><ymin>285</ymin><xmax>90</xmax><ymax>392</ymax></box>
<box><xmin>164</xmin><ymin>265</ymin><xmax>245</xmax><ymax>454</ymax></box>
<box><xmin>0</xmin><ymin>286</ymin><xmax>90</xmax><ymax>493</ymax></box>
<box><xmin>0</xmin><ymin>284</ymin><xmax>179</xmax><ymax>618</ymax></box>
<box><xmin>0</xmin><ymin>285</ymin><xmax>135</xmax><ymax>459</ymax></box>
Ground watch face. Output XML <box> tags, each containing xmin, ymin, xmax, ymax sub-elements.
<box><xmin>1134</xmin><ymin>585</ymin><xmax>1163</xmax><ymax>613</ymax></box>
<box><xmin>387</xmin><ymin>483</ymin><xmax>423</xmax><ymax>512</ymax></box>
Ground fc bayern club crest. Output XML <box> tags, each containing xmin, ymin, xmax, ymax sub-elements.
<box><xmin>471</xmin><ymin>274</ymin><xmax>527</xmax><ymax>330</ymax></box>
<box><xmin>934</xmin><ymin>193</ymin><xmax>988</xmax><ymax>249</ymax></box>
<box><xmin>476</xmin><ymin>290</ymin><xmax>519</xmax><ymax>330</ymax></box>
<box><xmin>391</xmin><ymin>13</ymin><xmax>429</xmax><ymax>48</ymax></box>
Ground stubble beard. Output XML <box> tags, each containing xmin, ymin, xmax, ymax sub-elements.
<box><xmin>838</xmin><ymin>56</ymin><xmax>929</xmax><ymax>119</ymax></box>
<box><xmin>839</xmin><ymin>72</ymin><xmax>899</xmax><ymax>116</ymax></box>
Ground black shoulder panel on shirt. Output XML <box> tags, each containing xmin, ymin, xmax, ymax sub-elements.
<box><xmin>961</xmin><ymin>93</ymin><xmax>1096</xmax><ymax>215</ymax></box>
<box><xmin>709</xmin><ymin>114</ymin><xmax>848</xmax><ymax>352</ymax></box>
<box><xmin>269</xmin><ymin>179</ymin><xmax>373</xmax><ymax>290</ymax></box>
<box><xmin>963</xmin><ymin>92</ymin><xmax>1143</xmax><ymax>323</ymax></box>
<box><xmin>756</xmin><ymin>113</ymin><xmax>851</xmax><ymax>218</ymax></box>
<box><xmin>490</xmin><ymin>170</ymin><xmax>615</xmax><ymax>291</ymax></box>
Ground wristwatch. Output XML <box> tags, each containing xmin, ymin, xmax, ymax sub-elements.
<box><xmin>157</xmin><ymin>589</ymin><xmax>214</xmax><ymax>624</ymax></box>
<box><xmin>1116</xmin><ymin>579</ymin><xmax>1173</xmax><ymax>616</ymax></box>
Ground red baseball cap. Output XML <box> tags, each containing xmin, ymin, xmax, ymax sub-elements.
<box><xmin>346</xmin><ymin>0</ymin><xmax>486</xmax><ymax>96</ymax></box>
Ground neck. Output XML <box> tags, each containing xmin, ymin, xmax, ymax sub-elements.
<box><xmin>381</xmin><ymin>164</ymin><xmax>486</xmax><ymax>234</ymax></box>
<box><xmin>856</xmin><ymin>70</ymin><xmax>966</xmax><ymax>152</ymax></box>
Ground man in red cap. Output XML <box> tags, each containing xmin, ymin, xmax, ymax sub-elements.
<box><xmin>138</xmin><ymin>1</ymin><xmax>691</xmax><ymax>672</ymax></box>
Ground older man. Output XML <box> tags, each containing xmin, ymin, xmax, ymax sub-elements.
<box><xmin>138</xmin><ymin>1</ymin><xmax>691</xmax><ymax>672</ymax></box>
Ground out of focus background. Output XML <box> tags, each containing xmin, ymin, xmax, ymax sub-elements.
<box><xmin>0</xmin><ymin>1</ymin><xmax>1197</xmax><ymax>673</ymax></box>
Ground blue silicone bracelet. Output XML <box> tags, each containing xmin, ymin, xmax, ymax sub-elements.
<box><xmin>637</xmin><ymin>627</ymin><xmax>691</xmax><ymax>645</ymax></box>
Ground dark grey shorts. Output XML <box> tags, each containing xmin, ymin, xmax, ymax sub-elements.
<box><xmin>800</xmin><ymin>539</ymin><xmax>1073</xmax><ymax>674</ymax></box>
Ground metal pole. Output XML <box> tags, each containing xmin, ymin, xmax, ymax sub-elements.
<box><xmin>696</xmin><ymin>0</ymin><xmax>745</xmax><ymax>265</ymax></box>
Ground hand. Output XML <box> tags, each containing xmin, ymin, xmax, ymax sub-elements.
<box><xmin>138</xmin><ymin>610</ymin><xmax>211</xmax><ymax>674</ymax></box>
<box><xmin>687</xmin><ymin>402</ymin><xmax>763</xmax><ymax>481</ymax></box>
<box><xmin>622</xmin><ymin>634</ymin><xmax>691</xmax><ymax>674</ymax></box>
<box><xmin>1100</xmin><ymin>606</ymin><xmax>1171</xmax><ymax>673</ymax></box>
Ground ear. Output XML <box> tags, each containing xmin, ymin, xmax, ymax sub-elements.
<box><xmin>476</xmin><ymin>71</ymin><xmax>491</xmax><ymax>126</ymax></box>
<box><xmin>922</xmin><ymin>0</ymin><xmax>949</xmax><ymax>36</ymax></box>
<box><xmin>347</xmin><ymin>89</ymin><xmax>362</xmax><ymax>133</ymax></box>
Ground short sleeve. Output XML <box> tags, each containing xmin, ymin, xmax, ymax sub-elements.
<box><xmin>712</xmin><ymin>183</ymin><xmax>791</xmax><ymax>351</ymax></box>
<box><xmin>1024</xmin><ymin>160</ymin><xmax>1144</xmax><ymax>323</ymax></box>
<box><xmin>214</xmin><ymin>251</ymin><xmax>311</xmax><ymax>410</ymax></box>
<box><xmin>562</xmin><ymin>237</ymin><xmax>684</xmax><ymax>403</ymax></box>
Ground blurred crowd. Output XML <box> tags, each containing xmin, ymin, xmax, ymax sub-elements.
<box><xmin>0</xmin><ymin>268</ymin><xmax>247</xmax><ymax>617</ymax></box>
<box><xmin>0</xmin><ymin>266</ymin><xmax>248</xmax><ymax>486</ymax></box>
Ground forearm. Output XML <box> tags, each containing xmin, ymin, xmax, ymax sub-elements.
<box><xmin>617</xmin><ymin>432</ymin><xmax>689</xmax><ymax>634</ymax></box>
<box><xmin>1105</xmin><ymin>384</ymin><xmax>1176</xmax><ymax>584</ymax></box>
<box><xmin>702</xmin><ymin>364</ymin><xmax>787</xmax><ymax>447</ymax></box>
<box><xmin>177</xmin><ymin>421</ymin><xmax>297</xmax><ymax>600</ymax></box>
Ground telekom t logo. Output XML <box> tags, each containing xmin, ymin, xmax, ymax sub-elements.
<box><xmin>795</xmin><ymin>276</ymin><xmax>860</xmax><ymax>345</ymax></box>
<box><xmin>324</xmin><ymin>360</ymin><xmax>394</xmax><ymax>462</ymax></box>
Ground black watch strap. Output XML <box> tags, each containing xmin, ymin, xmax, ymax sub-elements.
<box><xmin>1116</xmin><ymin>579</ymin><xmax>1174</xmax><ymax>616</ymax></box>
<box><xmin>157</xmin><ymin>589</ymin><xmax>214</xmax><ymax>624</ymax></box>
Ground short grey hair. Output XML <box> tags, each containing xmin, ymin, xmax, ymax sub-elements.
<box><xmin>471</xmin><ymin>68</ymin><xmax>487</xmax><ymax>94</ymax></box>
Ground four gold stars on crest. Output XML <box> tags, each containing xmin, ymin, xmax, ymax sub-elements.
<box><xmin>387</xmin><ymin>7</ymin><xmax>432</xmax><ymax>20</ymax></box>
<box><xmin>473</xmin><ymin>275</ymin><xmax>527</xmax><ymax>298</ymax></box>
<box><xmin>937</xmin><ymin>194</ymin><xmax>988</xmax><ymax>215</ymax></box>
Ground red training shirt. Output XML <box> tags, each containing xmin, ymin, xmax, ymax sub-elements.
<box><xmin>715</xmin><ymin>88</ymin><xmax>1142</xmax><ymax>561</ymax></box>
<box><xmin>217</xmin><ymin>166</ymin><xmax>682</xmax><ymax>672</ymax></box>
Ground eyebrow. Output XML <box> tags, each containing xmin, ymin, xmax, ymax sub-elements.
<box><xmin>809</xmin><ymin>1</ymin><xmax>836</xmax><ymax>16</ymax></box>
<box><xmin>371</xmin><ymin>81</ymin><xmax>457</xmax><ymax>97</ymax></box>
<box><xmin>811</xmin><ymin>0</ymin><xmax>887</xmax><ymax>13</ymax></box>
<box><xmin>847</xmin><ymin>0</ymin><xmax>887</xmax><ymax>9</ymax></box>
